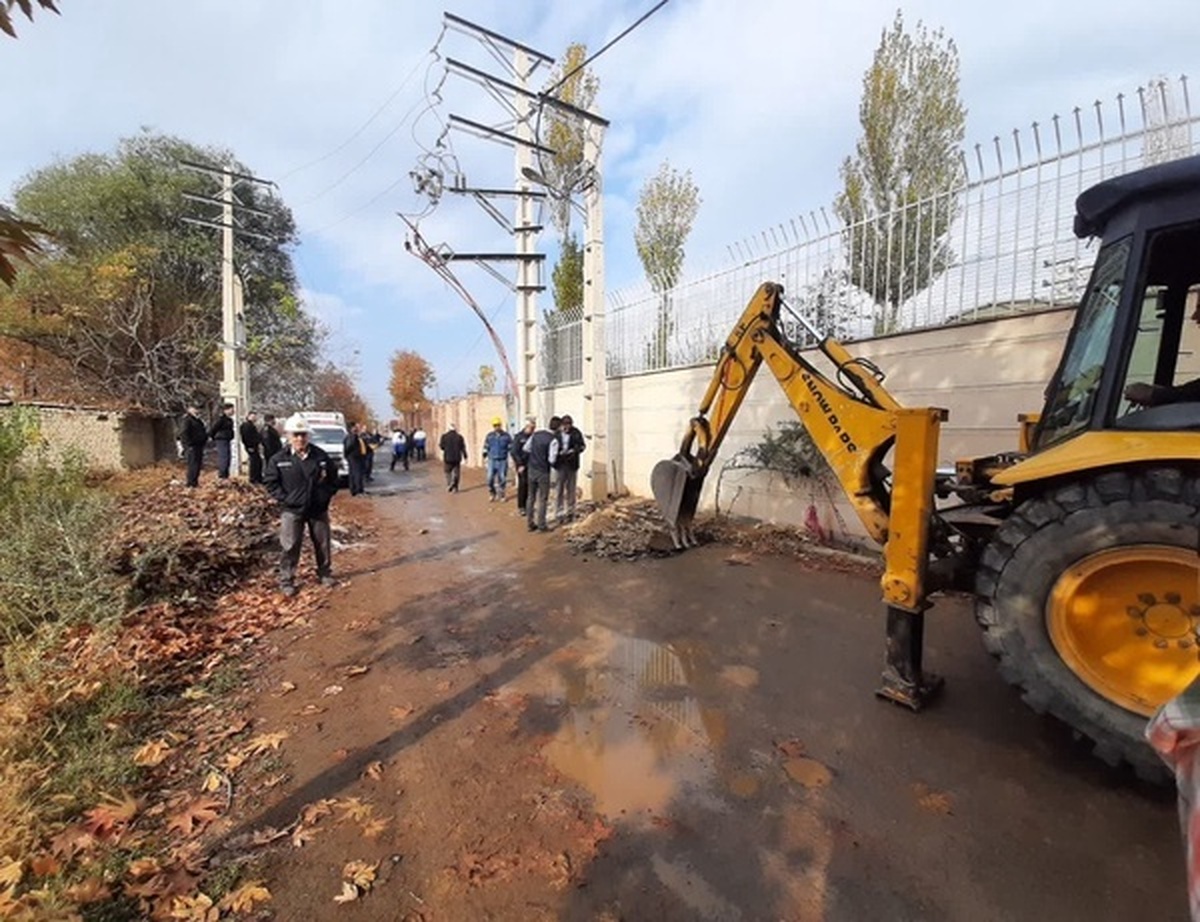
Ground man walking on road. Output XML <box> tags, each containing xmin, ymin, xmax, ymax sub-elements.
<box><xmin>209</xmin><ymin>403</ymin><xmax>236</xmax><ymax>479</ymax></box>
<box><xmin>240</xmin><ymin>410</ymin><xmax>264</xmax><ymax>484</ymax></box>
<box><xmin>439</xmin><ymin>422</ymin><xmax>468</xmax><ymax>493</ymax></box>
<box><xmin>264</xmin><ymin>414</ymin><xmax>341</xmax><ymax>596</ymax></box>
<box><xmin>482</xmin><ymin>417</ymin><xmax>512</xmax><ymax>502</ymax></box>
<box><xmin>522</xmin><ymin>416</ymin><xmax>560</xmax><ymax>532</ymax></box>
<box><xmin>390</xmin><ymin>428</ymin><xmax>409</xmax><ymax>471</ymax></box>
<box><xmin>177</xmin><ymin>403</ymin><xmax>208</xmax><ymax>488</ymax></box>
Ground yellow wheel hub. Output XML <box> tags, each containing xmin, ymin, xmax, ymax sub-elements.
<box><xmin>1048</xmin><ymin>545</ymin><xmax>1200</xmax><ymax>716</ymax></box>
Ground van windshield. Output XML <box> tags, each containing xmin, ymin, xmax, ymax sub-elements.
<box><xmin>310</xmin><ymin>426</ymin><xmax>346</xmax><ymax>445</ymax></box>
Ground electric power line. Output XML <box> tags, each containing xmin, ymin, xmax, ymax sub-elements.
<box><xmin>544</xmin><ymin>0</ymin><xmax>672</xmax><ymax>97</ymax></box>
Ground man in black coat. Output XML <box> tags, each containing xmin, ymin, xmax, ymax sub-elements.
<box><xmin>261</xmin><ymin>414</ymin><xmax>283</xmax><ymax>464</ymax></box>
<box><xmin>510</xmin><ymin>416</ymin><xmax>536</xmax><ymax>516</ymax></box>
<box><xmin>264</xmin><ymin>414</ymin><xmax>341</xmax><ymax>596</ymax></box>
<box><xmin>209</xmin><ymin>403</ymin><xmax>236</xmax><ymax>479</ymax></box>
<box><xmin>521</xmin><ymin>416</ymin><xmax>560</xmax><ymax>532</ymax></box>
<box><xmin>177</xmin><ymin>403</ymin><xmax>208</xmax><ymax>488</ymax></box>
<box><xmin>438</xmin><ymin>422</ymin><xmax>468</xmax><ymax>493</ymax></box>
<box><xmin>342</xmin><ymin>422</ymin><xmax>369</xmax><ymax>496</ymax></box>
<box><xmin>239</xmin><ymin>411</ymin><xmax>264</xmax><ymax>484</ymax></box>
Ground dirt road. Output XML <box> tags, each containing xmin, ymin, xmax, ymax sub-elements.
<box><xmin>231</xmin><ymin>461</ymin><xmax>1183</xmax><ymax>920</ymax></box>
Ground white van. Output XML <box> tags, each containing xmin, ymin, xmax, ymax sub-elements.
<box><xmin>302</xmin><ymin>411</ymin><xmax>349</xmax><ymax>484</ymax></box>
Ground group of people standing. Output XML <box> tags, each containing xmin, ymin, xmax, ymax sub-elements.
<box><xmin>176</xmin><ymin>403</ymin><xmax>283</xmax><ymax>488</ymax></box>
<box><xmin>430</xmin><ymin>414</ymin><xmax>586</xmax><ymax>533</ymax></box>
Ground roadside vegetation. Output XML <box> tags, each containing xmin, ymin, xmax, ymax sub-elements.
<box><xmin>0</xmin><ymin>410</ymin><xmax>354</xmax><ymax>920</ymax></box>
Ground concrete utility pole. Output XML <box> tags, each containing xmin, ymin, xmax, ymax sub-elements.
<box><xmin>180</xmin><ymin>160</ymin><xmax>275</xmax><ymax>474</ymax></box>
<box><xmin>581</xmin><ymin>121</ymin><xmax>607</xmax><ymax>500</ymax></box>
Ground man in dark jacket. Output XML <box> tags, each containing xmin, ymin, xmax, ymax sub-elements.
<box><xmin>553</xmin><ymin>413</ymin><xmax>587</xmax><ymax>523</ymax></box>
<box><xmin>261</xmin><ymin>414</ymin><xmax>283</xmax><ymax>464</ymax></box>
<box><xmin>343</xmin><ymin>422</ymin><xmax>369</xmax><ymax>496</ymax></box>
<box><xmin>239</xmin><ymin>411</ymin><xmax>264</xmax><ymax>484</ymax></box>
<box><xmin>521</xmin><ymin>416</ymin><xmax>560</xmax><ymax>532</ymax></box>
<box><xmin>209</xmin><ymin>403</ymin><xmax>236</xmax><ymax>479</ymax></box>
<box><xmin>438</xmin><ymin>422</ymin><xmax>468</xmax><ymax>493</ymax></box>
<box><xmin>177</xmin><ymin>403</ymin><xmax>208</xmax><ymax>488</ymax></box>
<box><xmin>510</xmin><ymin>417</ymin><xmax>536</xmax><ymax>516</ymax></box>
<box><xmin>264</xmin><ymin>414</ymin><xmax>341</xmax><ymax>596</ymax></box>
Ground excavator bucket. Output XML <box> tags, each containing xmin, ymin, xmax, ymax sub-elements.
<box><xmin>652</xmin><ymin>457</ymin><xmax>704</xmax><ymax>549</ymax></box>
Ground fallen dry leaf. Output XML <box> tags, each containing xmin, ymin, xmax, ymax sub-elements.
<box><xmin>323</xmin><ymin>684</ymin><xmax>344</xmax><ymax>697</ymax></box>
<box><xmin>134</xmin><ymin>738</ymin><xmax>173</xmax><ymax>767</ymax></box>
<box><xmin>338</xmin><ymin>798</ymin><xmax>374</xmax><ymax>824</ymax></box>
<box><xmin>201</xmin><ymin>771</ymin><xmax>224</xmax><ymax>794</ymax></box>
<box><xmin>343</xmin><ymin>859</ymin><xmax>378</xmax><ymax>891</ymax></box>
<box><xmin>245</xmin><ymin>730</ymin><xmax>289</xmax><ymax>754</ymax></box>
<box><xmin>291</xmin><ymin>825</ymin><xmax>318</xmax><ymax>848</ymax></box>
<box><xmin>126</xmin><ymin>857</ymin><xmax>162</xmax><ymax>880</ymax></box>
<box><xmin>297</xmin><ymin>704</ymin><xmax>326</xmax><ymax>716</ymax></box>
<box><xmin>29</xmin><ymin>854</ymin><xmax>60</xmax><ymax>877</ymax></box>
<box><xmin>220</xmin><ymin>751</ymin><xmax>247</xmax><ymax>772</ymax></box>
<box><xmin>220</xmin><ymin>880</ymin><xmax>272</xmax><ymax>913</ymax></box>
<box><xmin>167</xmin><ymin>796</ymin><xmax>223</xmax><ymax>837</ymax></box>
<box><xmin>724</xmin><ymin>552</ymin><xmax>754</xmax><ymax>566</ymax></box>
<box><xmin>83</xmin><ymin>791</ymin><xmax>139</xmax><ymax>840</ymax></box>
<box><xmin>170</xmin><ymin>892</ymin><xmax>219</xmax><ymax>921</ymax></box>
<box><xmin>333</xmin><ymin>880</ymin><xmax>360</xmax><ymax>904</ymax></box>
<box><xmin>912</xmin><ymin>782</ymin><xmax>955</xmax><ymax>816</ymax></box>
<box><xmin>344</xmin><ymin>664</ymin><xmax>370</xmax><ymax>677</ymax></box>
<box><xmin>360</xmin><ymin>817</ymin><xmax>390</xmax><ymax>839</ymax></box>
<box><xmin>389</xmin><ymin>705</ymin><xmax>415</xmax><ymax>721</ymax></box>
<box><xmin>300</xmin><ymin>799</ymin><xmax>337</xmax><ymax>825</ymax></box>
<box><xmin>277</xmin><ymin>681</ymin><xmax>297</xmax><ymax>695</ymax></box>
<box><xmin>782</xmin><ymin>757</ymin><xmax>833</xmax><ymax>789</ymax></box>
<box><xmin>0</xmin><ymin>857</ymin><xmax>21</xmax><ymax>889</ymax></box>
<box><xmin>362</xmin><ymin>761</ymin><xmax>384</xmax><ymax>781</ymax></box>
<box><xmin>66</xmin><ymin>876</ymin><xmax>112</xmax><ymax>904</ymax></box>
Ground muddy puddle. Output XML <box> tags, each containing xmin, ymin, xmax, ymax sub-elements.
<box><xmin>510</xmin><ymin>625</ymin><xmax>726</xmax><ymax>824</ymax></box>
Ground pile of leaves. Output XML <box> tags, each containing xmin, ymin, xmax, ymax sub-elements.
<box><xmin>0</xmin><ymin>467</ymin><xmax>374</xmax><ymax>920</ymax></box>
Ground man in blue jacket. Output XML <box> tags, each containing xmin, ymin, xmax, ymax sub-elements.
<box><xmin>264</xmin><ymin>414</ymin><xmax>342</xmax><ymax>596</ymax></box>
<box><xmin>482</xmin><ymin>416</ymin><xmax>512</xmax><ymax>502</ymax></box>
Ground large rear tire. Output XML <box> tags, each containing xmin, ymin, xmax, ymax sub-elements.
<box><xmin>975</xmin><ymin>468</ymin><xmax>1200</xmax><ymax>780</ymax></box>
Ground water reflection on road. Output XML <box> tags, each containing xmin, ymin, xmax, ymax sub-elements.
<box><xmin>523</xmin><ymin>625</ymin><xmax>725</xmax><ymax>822</ymax></box>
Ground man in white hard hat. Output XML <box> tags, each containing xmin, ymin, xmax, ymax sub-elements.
<box><xmin>263</xmin><ymin>413</ymin><xmax>342</xmax><ymax>596</ymax></box>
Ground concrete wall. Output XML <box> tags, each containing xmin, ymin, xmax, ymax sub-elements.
<box><xmin>0</xmin><ymin>402</ymin><xmax>173</xmax><ymax>472</ymax></box>
<box><xmin>547</xmin><ymin>307</ymin><xmax>1075</xmax><ymax>546</ymax></box>
<box><xmin>430</xmin><ymin>393</ymin><xmax>510</xmax><ymax>468</ymax></box>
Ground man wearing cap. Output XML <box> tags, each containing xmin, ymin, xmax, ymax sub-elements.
<box><xmin>481</xmin><ymin>417</ymin><xmax>513</xmax><ymax>502</ymax></box>
<box><xmin>554</xmin><ymin>414</ymin><xmax>587</xmax><ymax>523</ymax></box>
<box><xmin>264</xmin><ymin>414</ymin><xmax>342</xmax><ymax>596</ymax></box>
<box><xmin>510</xmin><ymin>417</ymin><xmax>536</xmax><ymax>516</ymax></box>
<box><xmin>177</xmin><ymin>403</ymin><xmax>209</xmax><ymax>488</ymax></box>
<box><xmin>438</xmin><ymin>422</ymin><xmax>468</xmax><ymax>493</ymax></box>
<box><xmin>208</xmin><ymin>402</ymin><xmax>236</xmax><ymax>479</ymax></box>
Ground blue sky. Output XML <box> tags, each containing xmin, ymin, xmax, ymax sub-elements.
<box><xmin>3</xmin><ymin>0</ymin><xmax>1198</xmax><ymax>417</ymax></box>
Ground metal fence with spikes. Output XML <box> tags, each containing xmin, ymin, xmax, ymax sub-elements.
<box><xmin>600</xmin><ymin>76</ymin><xmax>1198</xmax><ymax>379</ymax></box>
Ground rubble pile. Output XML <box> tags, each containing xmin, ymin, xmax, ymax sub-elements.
<box><xmin>562</xmin><ymin>497</ymin><xmax>702</xmax><ymax>559</ymax></box>
<box><xmin>563</xmin><ymin>495</ymin><xmax>880</xmax><ymax>574</ymax></box>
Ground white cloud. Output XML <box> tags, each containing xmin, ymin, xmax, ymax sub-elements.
<box><xmin>4</xmin><ymin>0</ymin><xmax>1198</xmax><ymax>406</ymax></box>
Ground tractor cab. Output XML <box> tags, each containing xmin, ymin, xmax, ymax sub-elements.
<box><xmin>1034</xmin><ymin>155</ymin><xmax>1200</xmax><ymax>452</ymax></box>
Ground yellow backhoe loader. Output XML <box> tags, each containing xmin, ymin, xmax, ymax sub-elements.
<box><xmin>653</xmin><ymin>155</ymin><xmax>1200</xmax><ymax>780</ymax></box>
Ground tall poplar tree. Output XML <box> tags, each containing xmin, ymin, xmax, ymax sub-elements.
<box><xmin>834</xmin><ymin>11</ymin><xmax>966</xmax><ymax>334</ymax></box>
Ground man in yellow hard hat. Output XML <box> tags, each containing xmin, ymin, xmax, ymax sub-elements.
<box><xmin>482</xmin><ymin>416</ymin><xmax>513</xmax><ymax>502</ymax></box>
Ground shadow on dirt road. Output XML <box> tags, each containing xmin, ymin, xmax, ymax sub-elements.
<box><xmin>229</xmin><ymin>461</ymin><xmax>1182</xmax><ymax>921</ymax></box>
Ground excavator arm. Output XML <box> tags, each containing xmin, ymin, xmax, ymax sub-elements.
<box><xmin>652</xmin><ymin>282</ymin><xmax>948</xmax><ymax>708</ymax></box>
